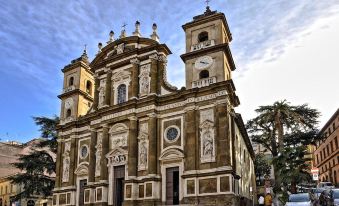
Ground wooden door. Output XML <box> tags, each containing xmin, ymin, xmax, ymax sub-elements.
<box><xmin>79</xmin><ymin>179</ymin><xmax>87</xmax><ymax>206</ymax></box>
<box><xmin>114</xmin><ymin>166</ymin><xmax>125</xmax><ymax>206</ymax></box>
<box><xmin>166</xmin><ymin>167</ymin><xmax>179</xmax><ymax>205</ymax></box>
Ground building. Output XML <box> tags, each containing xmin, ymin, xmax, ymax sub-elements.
<box><xmin>0</xmin><ymin>140</ymin><xmax>53</xmax><ymax>206</ymax></box>
<box><xmin>53</xmin><ymin>6</ymin><xmax>256</xmax><ymax>206</ymax></box>
<box><xmin>314</xmin><ymin>109</ymin><xmax>339</xmax><ymax>186</ymax></box>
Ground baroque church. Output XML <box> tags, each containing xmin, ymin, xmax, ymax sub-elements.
<box><xmin>53</xmin><ymin>6</ymin><xmax>256</xmax><ymax>206</ymax></box>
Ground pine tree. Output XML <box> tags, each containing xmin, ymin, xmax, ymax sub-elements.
<box><xmin>9</xmin><ymin>116</ymin><xmax>59</xmax><ymax>200</ymax></box>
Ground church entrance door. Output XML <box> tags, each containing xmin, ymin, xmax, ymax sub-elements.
<box><xmin>79</xmin><ymin>179</ymin><xmax>87</xmax><ymax>206</ymax></box>
<box><xmin>113</xmin><ymin>166</ymin><xmax>125</xmax><ymax>206</ymax></box>
<box><xmin>166</xmin><ymin>167</ymin><xmax>179</xmax><ymax>205</ymax></box>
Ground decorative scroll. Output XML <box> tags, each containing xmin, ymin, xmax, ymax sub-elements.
<box><xmin>200</xmin><ymin>109</ymin><xmax>216</xmax><ymax>163</ymax></box>
<box><xmin>62</xmin><ymin>142</ymin><xmax>71</xmax><ymax>182</ymax></box>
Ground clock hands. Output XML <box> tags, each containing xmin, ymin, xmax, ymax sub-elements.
<box><xmin>200</xmin><ymin>61</ymin><xmax>209</xmax><ymax>65</ymax></box>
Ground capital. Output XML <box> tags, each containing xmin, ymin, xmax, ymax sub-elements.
<box><xmin>130</xmin><ymin>58</ymin><xmax>140</xmax><ymax>65</ymax></box>
<box><xmin>147</xmin><ymin>113</ymin><xmax>157</xmax><ymax>118</ymax></box>
<box><xmin>128</xmin><ymin>116</ymin><xmax>138</xmax><ymax>121</ymax></box>
<box><xmin>149</xmin><ymin>53</ymin><xmax>158</xmax><ymax>60</ymax></box>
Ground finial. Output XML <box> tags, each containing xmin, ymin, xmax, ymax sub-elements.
<box><xmin>132</xmin><ymin>20</ymin><xmax>141</xmax><ymax>37</ymax></box>
<box><xmin>97</xmin><ymin>42</ymin><xmax>102</xmax><ymax>54</ymax></box>
<box><xmin>120</xmin><ymin>22</ymin><xmax>127</xmax><ymax>38</ymax></box>
<box><xmin>81</xmin><ymin>44</ymin><xmax>88</xmax><ymax>58</ymax></box>
<box><xmin>150</xmin><ymin>23</ymin><xmax>159</xmax><ymax>42</ymax></box>
<box><xmin>107</xmin><ymin>30</ymin><xmax>115</xmax><ymax>43</ymax></box>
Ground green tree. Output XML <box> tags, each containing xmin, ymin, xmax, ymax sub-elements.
<box><xmin>9</xmin><ymin>116</ymin><xmax>59</xmax><ymax>200</ymax></box>
<box><xmin>254</xmin><ymin>153</ymin><xmax>271</xmax><ymax>186</ymax></box>
<box><xmin>247</xmin><ymin>100</ymin><xmax>320</xmax><ymax>193</ymax></box>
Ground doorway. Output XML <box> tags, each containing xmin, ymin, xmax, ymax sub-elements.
<box><xmin>79</xmin><ymin>179</ymin><xmax>87</xmax><ymax>206</ymax></box>
<box><xmin>166</xmin><ymin>167</ymin><xmax>180</xmax><ymax>205</ymax></box>
<box><xmin>114</xmin><ymin>166</ymin><xmax>125</xmax><ymax>206</ymax></box>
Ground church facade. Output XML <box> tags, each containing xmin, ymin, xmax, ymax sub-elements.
<box><xmin>53</xmin><ymin>7</ymin><xmax>256</xmax><ymax>206</ymax></box>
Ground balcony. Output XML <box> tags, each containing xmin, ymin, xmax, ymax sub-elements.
<box><xmin>192</xmin><ymin>76</ymin><xmax>217</xmax><ymax>88</ymax></box>
<box><xmin>63</xmin><ymin>85</ymin><xmax>76</xmax><ymax>93</ymax></box>
<box><xmin>190</xmin><ymin>39</ymin><xmax>215</xmax><ymax>52</ymax></box>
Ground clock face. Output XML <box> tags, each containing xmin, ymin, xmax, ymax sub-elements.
<box><xmin>65</xmin><ymin>98</ymin><xmax>73</xmax><ymax>109</ymax></box>
<box><xmin>194</xmin><ymin>56</ymin><xmax>213</xmax><ymax>70</ymax></box>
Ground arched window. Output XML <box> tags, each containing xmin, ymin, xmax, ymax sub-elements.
<box><xmin>68</xmin><ymin>77</ymin><xmax>74</xmax><ymax>86</ymax></box>
<box><xmin>117</xmin><ymin>84</ymin><xmax>127</xmax><ymax>104</ymax></box>
<box><xmin>199</xmin><ymin>70</ymin><xmax>209</xmax><ymax>79</ymax></box>
<box><xmin>198</xmin><ymin>31</ymin><xmax>209</xmax><ymax>42</ymax></box>
<box><xmin>66</xmin><ymin>109</ymin><xmax>71</xmax><ymax>118</ymax></box>
<box><xmin>86</xmin><ymin>81</ymin><xmax>92</xmax><ymax>94</ymax></box>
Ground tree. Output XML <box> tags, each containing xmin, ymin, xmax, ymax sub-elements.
<box><xmin>247</xmin><ymin>100</ymin><xmax>320</xmax><ymax>193</ymax></box>
<box><xmin>254</xmin><ymin>153</ymin><xmax>271</xmax><ymax>186</ymax></box>
<box><xmin>9</xmin><ymin>116</ymin><xmax>59</xmax><ymax>200</ymax></box>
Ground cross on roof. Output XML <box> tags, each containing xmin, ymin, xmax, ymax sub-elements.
<box><xmin>205</xmin><ymin>0</ymin><xmax>210</xmax><ymax>6</ymax></box>
<box><xmin>122</xmin><ymin>23</ymin><xmax>127</xmax><ymax>30</ymax></box>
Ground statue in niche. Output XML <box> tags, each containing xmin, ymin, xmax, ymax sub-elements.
<box><xmin>203</xmin><ymin>130</ymin><xmax>213</xmax><ymax>156</ymax></box>
<box><xmin>139</xmin><ymin>142</ymin><xmax>147</xmax><ymax>166</ymax></box>
<box><xmin>62</xmin><ymin>157</ymin><xmax>70</xmax><ymax>182</ymax></box>
<box><xmin>140</xmin><ymin>76</ymin><xmax>149</xmax><ymax>95</ymax></box>
<box><xmin>98</xmin><ymin>87</ymin><xmax>105</xmax><ymax>107</ymax></box>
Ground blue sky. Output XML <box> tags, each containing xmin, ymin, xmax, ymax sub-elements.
<box><xmin>1</xmin><ymin>0</ymin><xmax>339</xmax><ymax>142</ymax></box>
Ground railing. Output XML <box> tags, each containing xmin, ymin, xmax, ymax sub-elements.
<box><xmin>63</xmin><ymin>85</ymin><xmax>76</xmax><ymax>93</ymax></box>
<box><xmin>192</xmin><ymin>76</ymin><xmax>217</xmax><ymax>88</ymax></box>
<box><xmin>190</xmin><ymin>39</ymin><xmax>215</xmax><ymax>52</ymax></box>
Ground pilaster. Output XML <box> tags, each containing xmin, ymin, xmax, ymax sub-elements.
<box><xmin>216</xmin><ymin>102</ymin><xmax>230</xmax><ymax>166</ymax></box>
<box><xmin>149</xmin><ymin>54</ymin><xmax>158</xmax><ymax>95</ymax></box>
<box><xmin>130</xmin><ymin>58</ymin><xmax>140</xmax><ymax>99</ymax></box>
<box><xmin>184</xmin><ymin>107</ymin><xmax>197</xmax><ymax>171</ymax></box>
<box><xmin>55</xmin><ymin>140</ymin><xmax>63</xmax><ymax>188</ymax></box>
<box><xmin>105</xmin><ymin>70</ymin><xmax>112</xmax><ymax>106</ymax></box>
<box><xmin>148</xmin><ymin>113</ymin><xmax>157</xmax><ymax>175</ymax></box>
<box><xmin>101</xmin><ymin>125</ymin><xmax>109</xmax><ymax>181</ymax></box>
<box><xmin>89</xmin><ymin>129</ymin><xmax>97</xmax><ymax>183</ymax></box>
<box><xmin>93</xmin><ymin>74</ymin><xmax>100</xmax><ymax>110</ymax></box>
<box><xmin>128</xmin><ymin>116</ymin><xmax>138</xmax><ymax>177</ymax></box>
<box><xmin>69</xmin><ymin>138</ymin><xmax>77</xmax><ymax>185</ymax></box>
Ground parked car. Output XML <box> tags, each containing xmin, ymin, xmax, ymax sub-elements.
<box><xmin>318</xmin><ymin>182</ymin><xmax>335</xmax><ymax>189</ymax></box>
<box><xmin>332</xmin><ymin>189</ymin><xmax>339</xmax><ymax>206</ymax></box>
<box><xmin>319</xmin><ymin>189</ymin><xmax>333</xmax><ymax>206</ymax></box>
<box><xmin>285</xmin><ymin>193</ymin><xmax>314</xmax><ymax>206</ymax></box>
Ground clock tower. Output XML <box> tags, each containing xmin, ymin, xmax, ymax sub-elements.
<box><xmin>58</xmin><ymin>50</ymin><xmax>94</xmax><ymax>124</ymax></box>
<box><xmin>181</xmin><ymin>6</ymin><xmax>236</xmax><ymax>89</ymax></box>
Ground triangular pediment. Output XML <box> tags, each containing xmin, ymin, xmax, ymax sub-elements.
<box><xmin>105</xmin><ymin>147</ymin><xmax>128</xmax><ymax>158</ymax></box>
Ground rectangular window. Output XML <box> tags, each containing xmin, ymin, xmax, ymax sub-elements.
<box><xmin>335</xmin><ymin>137</ymin><xmax>338</xmax><ymax>149</ymax></box>
<box><xmin>316</xmin><ymin>154</ymin><xmax>319</xmax><ymax>165</ymax></box>
<box><xmin>330</xmin><ymin>141</ymin><xmax>333</xmax><ymax>153</ymax></box>
<box><xmin>333</xmin><ymin>122</ymin><xmax>336</xmax><ymax>131</ymax></box>
<box><xmin>320</xmin><ymin>152</ymin><xmax>323</xmax><ymax>161</ymax></box>
<box><xmin>327</xmin><ymin>145</ymin><xmax>330</xmax><ymax>156</ymax></box>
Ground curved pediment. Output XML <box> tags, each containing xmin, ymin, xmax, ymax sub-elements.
<box><xmin>159</xmin><ymin>147</ymin><xmax>184</xmax><ymax>162</ymax></box>
<box><xmin>109</xmin><ymin>123</ymin><xmax>128</xmax><ymax>134</ymax></box>
<box><xmin>74</xmin><ymin>162</ymin><xmax>89</xmax><ymax>176</ymax></box>
<box><xmin>90</xmin><ymin>36</ymin><xmax>171</xmax><ymax>70</ymax></box>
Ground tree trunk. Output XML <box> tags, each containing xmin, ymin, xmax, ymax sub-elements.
<box><xmin>291</xmin><ymin>179</ymin><xmax>297</xmax><ymax>194</ymax></box>
<box><xmin>275</xmin><ymin>112</ymin><xmax>284</xmax><ymax>152</ymax></box>
<box><xmin>273</xmin><ymin>162</ymin><xmax>282</xmax><ymax>193</ymax></box>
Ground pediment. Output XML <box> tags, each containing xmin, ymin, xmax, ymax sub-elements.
<box><xmin>199</xmin><ymin>120</ymin><xmax>214</xmax><ymax>129</ymax></box>
<box><xmin>159</xmin><ymin>147</ymin><xmax>184</xmax><ymax>161</ymax></box>
<box><xmin>74</xmin><ymin>162</ymin><xmax>89</xmax><ymax>176</ymax></box>
<box><xmin>109</xmin><ymin>123</ymin><xmax>128</xmax><ymax>134</ymax></box>
<box><xmin>105</xmin><ymin>147</ymin><xmax>128</xmax><ymax>158</ymax></box>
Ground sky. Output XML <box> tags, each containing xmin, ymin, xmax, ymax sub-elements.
<box><xmin>0</xmin><ymin>0</ymin><xmax>338</xmax><ymax>143</ymax></box>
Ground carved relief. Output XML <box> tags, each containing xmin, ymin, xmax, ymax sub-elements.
<box><xmin>200</xmin><ymin>109</ymin><xmax>216</xmax><ymax>163</ymax></box>
<box><xmin>98</xmin><ymin>79</ymin><xmax>106</xmax><ymax>108</ymax></box>
<box><xmin>138</xmin><ymin>122</ymin><xmax>148</xmax><ymax>171</ymax></box>
<box><xmin>106</xmin><ymin>147</ymin><xmax>128</xmax><ymax>166</ymax></box>
<box><xmin>139</xmin><ymin>64</ymin><xmax>151</xmax><ymax>97</ymax></box>
<box><xmin>95</xmin><ymin>132</ymin><xmax>103</xmax><ymax>177</ymax></box>
<box><xmin>62</xmin><ymin>142</ymin><xmax>71</xmax><ymax>182</ymax></box>
<box><xmin>116</xmin><ymin>43</ymin><xmax>125</xmax><ymax>54</ymax></box>
<box><xmin>109</xmin><ymin>123</ymin><xmax>128</xmax><ymax>149</ymax></box>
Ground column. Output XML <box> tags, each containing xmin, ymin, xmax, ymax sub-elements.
<box><xmin>105</xmin><ymin>70</ymin><xmax>112</xmax><ymax>106</ymax></box>
<box><xmin>88</xmin><ymin>129</ymin><xmax>97</xmax><ymax>183</ymax></box>
<box><xmin>130</xmin><ymin>58</ymin><xmax>140</xmax><ymax>99</ymax></box>
<box><xmin>128</xmin><ymin>116</ymin><xmax>138</xmax><ymax>177</ymax></box>
<box><xmin>148</xmin><ymin>113</ymin><xmax>157</xmax><ymax>175</ymax></box>
<box><xmin>69</xmin><ymin>137</ymin><xmax>77</xmax><ymax>186</ymax></box>
<box><xmin>149</xmin><ymin>54</ymin><xmax>158</xmax><ymax>95</ymax></box>
<box><xmin>55</xmin><ymin>140</ymin><xmax>63</xmax><ymax>188</ymax></box>
<box><xmin>184</xmin><ymin>107</ymin><xmax>197</xmax><ymax>171</ymax></box>
<box><xmin>101</xmin><ymin>125</ymin><xmax>109</xmax><ymax>181</ymax></box>
<box><xmin>158</xmin><ymin>55</ymin><xmax>167</xmax><ymax>94</ymax></box>
<box><xmin>93</xmin><ymin>75</ymin><xmax>100</xmax><ymax>110</ymax></box>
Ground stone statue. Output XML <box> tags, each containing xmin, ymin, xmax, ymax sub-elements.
<box><xmin>139</xmin><ymin>142</ymin><xmax>147</xmax><ymax>166</ymax></box>
<box><xmin>203</xmin><ymin>130</ymin><xmax>213</xmax><ymax>156</ymax></box>
<box><xmin>140</xmin><ymin>76</ymin><xmax>149</xmax><ymax>95</ymax></box>
<box><xmin>62</xmin><ymin>157</ymin><xmax>70</xmax><ymax>182</ymax></box>
<box><xmin>98</xmin><ymin>87</ymin><xmax>105</xmax><ymax>107</ymax></box>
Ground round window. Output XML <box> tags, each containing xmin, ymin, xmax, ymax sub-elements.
<box><xmin>165</xmin><ymin>126</ymin><xmax>180</xmax><ymax>142</ymax></box>
<box><xmin>80</xmin><ymin>145</ymin><xmax>88</xmax><ymax>159</ymax></box>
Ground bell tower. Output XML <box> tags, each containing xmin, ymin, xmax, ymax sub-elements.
<box><xmin>58</xmin><ymin>49</ymin><xmax>94</xmax><ymax>124</ymax></box>
<box><xmin>181</xmin><ymin>6</ymin><xmax>236</xmax><ymax>89</ymax></box>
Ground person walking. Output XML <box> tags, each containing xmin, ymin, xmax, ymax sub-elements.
<box><xmin>264</xmin><ymin>193</ymin><xmax>273</xmax><ymax>206</ymax></box>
